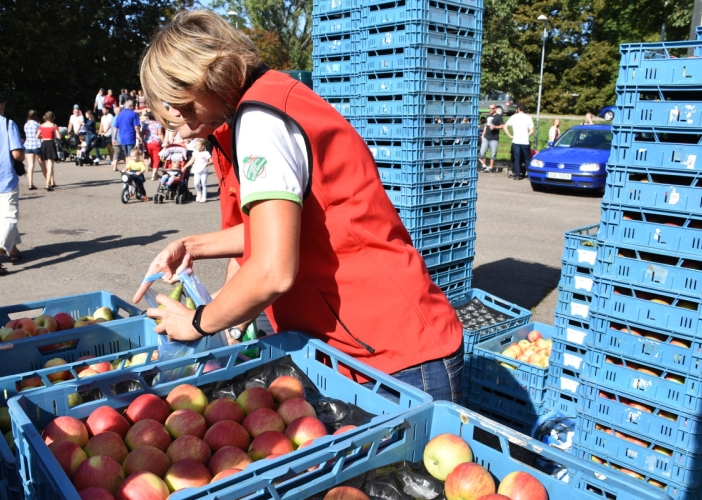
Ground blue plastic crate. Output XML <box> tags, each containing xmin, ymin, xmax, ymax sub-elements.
<box><xmin>556</xmin><ymin>287</ymin><xmax>593</xmax><ymax>322</ymax></box>
<box><xmin>590</xmin><ymin>276</ymin><xmax>701</xmax><ymax>338</ymax></box>
<box><xmin>551</xmin><ymin>338</ymin><xmax>587</xmax><ymax>376</ymax></box>
<box><xmin>362</xmin><ymin>46</ymin><xmax>480</xmax><ymax>74</ymax></box>
<box><xmin>312</xmin><ymin>0</ymin><xmax>358</xmax><ymax>16</ymax></box>
<box><xmin>587</xmin><ymin>311</ymin><xmax>702</xmax><ymax>376</ymax></box>
<box><xmin>322</xmin><ymin>95</ymin><xmax>354</xmax><ymax>116</ymax></box>
<box><xmin>366</xmin><ymin>137</ymin><xmax>478</xmax><ymax>162</ymax></box>
<box><xmin>358</xmin><ymin>69</ymin><xmax>480</xmax><ymax>95</ymax></box>
<box><xmin>553</xmin><ymin>313</ymin><xmax>590</xmax><ymax>346</ymax></box>
<box><xmin>545</xmin><ymin>386</ymin><xmax>580</xmax><ymax>416</ymax></box>
<box><xmin>376</xmin><ymin>160</ymin><xmax>475</xmax><ymax>184</ymax></box>
<box><xmin>312</xmin><ymin>33</ymin><xmax>360</xmax><ymax>56</ymax></box>
<box><xmin>312</xmin><ymin>9</ymin><xmax>360</xmax><ymax>35</ymax></box>
<box><xmin>357</xmin><ymin>92</ymin><xmax>478</xmax><ymax>117</ymax></box>
<box><xmin>384</xmin><ymin>175</ymin><xmax>477</xmax><ymax>207</ymax></box>
<box><xmin>420</xmin><ymin>239</ymin><xmax>473</xmax><ymax>267</ymax></box>
<box><xmin>562</xmin><ymin>224</ymin><xmax>599</xmax><ymax>269</ymax></box>
<box><xmin>407</xmin><ymin>218</ymin><xmax>476</xmax><ymax>250</ymax></box>
<box><xmin>614</xmin><ymin>86</ymin><xmax>702</xmax><ymax>129</ymax></box>
<box><xmin>312</xmin><ymin>54</ymin><xmax>358</xmax><ymax>77</ymax></box>
<box><xmin>596</xmin><ymin>240</ymin><xmax>702</xmax><ymax>297</ymax></box>
<box><xmin>362</xmin><ymin>22</ymin><xmax>481</xmax><ymax>52</ymax></box>
<box><xmin>313</xmin><ymin>75</ymin><xmax>358</xmax><ymax>97</ymax></box>
<box><xmin>561</xmin><ymin>262</ymin><xmax>595</xmax><ymax>293</ymax></box>
<box><xmin>617</xmin><ymin>41</ymin><xmax>702</xmax><ymax>87</ymax></box>
<box><xmin>467</xmin><ymin>382</ymin><xmax>545</xmax><ymax>426</ymax></box>
<box><xmin>439</xmin><ymin>275</ymin><xmax>472</xmax><ymax>302</ymax></box>
<box><xmin>575</xmin><ymin>414</ymin><xmax>702</xmax><ymax>488</ymax></box>
<box><xmin>362</xmin><ymin>0</ymin><xmax>482</xmax><ymax>30</ymax></box>
<box><xmin>397</xmin><ymin>198</ymin><xmax>476</xmax><ymax>229</ymax></box>
<box><xmin>598</xmin><ymin>203</ymin><xmax>702</xmax><ymax>257</ymax></box>
<box><xmin>163</xmin><ymin>402</ymin><xmax>671</xmax><ymax>500</ymax></box>
<box><xmin>609</xmin><ymin>126</ymin><xmax>702</xmax><ymax>172</ymax></box>
<box><xmin>464</xmin><ymin>402</ymin><xmax>536</xmax><ymax>435</ymax></box>
<box><xmin>428</xmin><ymin>257</ymin><xmax>473</xmax><ymax>286</ymax></box>
<box><xmin>7</xmin><ymin>332</ymin><xmax>431</xmax><ymax>500</ymax></box>
<box><xmin>358</xmin><ymin>115</ymin><xmax>477</xmax><ymax>139</ymax></box>
<box><xmin>547</xmin><ymin>365</ymin><xmax>582</xmax><ymax>397</ymax></box>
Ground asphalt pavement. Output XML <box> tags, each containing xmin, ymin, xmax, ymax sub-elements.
<box><xmin>1</xmin><ymin>158</ymin><xmax>602</xmax><ymax>325</ymax></box>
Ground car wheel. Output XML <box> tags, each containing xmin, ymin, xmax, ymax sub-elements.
<box><xmin>531</xmin><ymin>182</ymin><xmax>545</xmax><ymax>192</ymax></box>
<box><xmin>497</xmin><ymin>106</ymin><xmax>504</xmax><ymax>114</ymax></box>
<box><xmin>604</xmin><ymin>110</ymin><xmax>615</xmax><ymax>121</ymax></box>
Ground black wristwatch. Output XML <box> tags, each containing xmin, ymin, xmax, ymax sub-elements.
<box><xmin>191</xmin><ymin>305</ymin><xmax>215</xmax><ymax>336</ymax></box>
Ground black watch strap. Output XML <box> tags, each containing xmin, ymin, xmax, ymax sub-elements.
<box><xmin>191</xmin><ymin>304</ymin><xmax>215</xmax><ymax>336</ymax></box>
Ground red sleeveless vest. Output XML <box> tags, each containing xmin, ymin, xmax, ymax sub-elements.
<box><xmin>210</xmin><ymin>70</ymin><xmax>463</xmax><ymax>376</ymax></box>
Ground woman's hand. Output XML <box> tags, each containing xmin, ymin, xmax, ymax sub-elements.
<box><xmin>147</xmin><ymin>294</ymin><xmax>202</xmax><ymax>341</ymax></box>
<box><xmin>133</xmin><ymin>239</ymin><xmax>194</xmax><ymax>303</ymax></box>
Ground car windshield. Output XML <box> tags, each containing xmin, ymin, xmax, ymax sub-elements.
<box><xmin>486</xmin><ymin>91</ymin><xmax>507</xmax><ymax>100</ymax></box>
<box><xmin>554</xmin><ymin>129</ymin><xmax>612</xmax><ymax>150</ymax></box>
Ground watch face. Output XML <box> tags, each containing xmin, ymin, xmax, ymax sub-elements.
<box><xmin>228</xmin><ymin>327</ymin><xmax>243</xmax><ymax>340</ymax></box>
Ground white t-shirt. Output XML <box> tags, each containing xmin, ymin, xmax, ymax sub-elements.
<box><xmin>190</xmin><ymin>150</ymin><xmax>212</xmax><ymax>175</ymax></box>
<box><xmin>69</xmin><ymin>113</ymin><xmax>84</xmax><ymax>133</ymax></box>
<box><xmin>95</xmin><ymin>94</ymin><xmax>104</xmax><ymax>110</ymax></box>
<box><xmin>506</xmin><ymin>113</ymin><xmax>534</xmax><ymax>145</ymax></box>
<box><xmin>100</xmin><ymin>114</ymin><xmax>112</xmax><ymax>136</ymax></box>
<box><xmin>235</xmin><ymin>105</ymin><xmax>309</xmax><ymax>215</ymax></box>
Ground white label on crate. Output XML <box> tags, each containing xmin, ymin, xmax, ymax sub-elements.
<box><xmin>633</xmin><ymin>378</ymin><xmax>653</xmax><ymax>391</ymax></box>
<box><xmin>654</xmin><ymin>228</ymin><xmax>661</xmax><ymax>241</ymax></box>
<box><xmin>566</xmin><ymin>328</ymin><xmax>587</xmax><ymax>345</ymax></box>
<box><xmin>577</xmin><ymin>249</ymin><xmax>597</xmax><ymax>265</ymax></box>
<box><xmin>645</xmin><ymin>264</ymin><xmax>669</xmax><ymax>285</ymax></box>
<box><xmin>574</xmin><ymin>276</ymin><xmax>594</xmax><ymax>292</ymax></box>
<box><xmin>686</xmin><ymin>155</ymin><xmax>697</xmax><ymax>170</ymax></box>
<box><xmin>668</xmin><ymin>188</ymin><xmax>680</xmax><ymax>205</ymax></box>
<box><xmin>570</xmin><ymin>303</ymin><xmax>590</xmax><ymax>318</ymax></box>
<box><xmin>564</xmin><ymin>353</ymin><xmax>583</xmax><ymax>369</ymax></box>
<box><xmin>560</xmin><ymin>377</ymin><xmax>580</xmax><ymax>393</ymax></box>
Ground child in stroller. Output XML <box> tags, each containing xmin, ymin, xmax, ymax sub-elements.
<box><xmin>153</xmin><ymin>144</ymin><xmax>194</xmax><ymax>204</ymax></box>
<box><xmin>75</xmin><ymin>134</ymin><xmax>101</xmax><ymax>166</ymax></box>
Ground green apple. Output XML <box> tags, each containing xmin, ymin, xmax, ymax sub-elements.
<box><xmin>74</xmin><ymin>316</ymin><xmax>95</xmax><ymax>328</ymax></box>
<box><xmin>0</xmin><ymin>328</ymin><xmax>13</xmax><ymax>341</ymax></box>
<box><xmin>68</xmin><ymin>393</ymin><xmax>83</xmax><ymax>408</ymax></box>
<box><xmin>423</xmin><ymin>433</ymin><xmax>473</xmax><ymax>481</ymax></box>
<box><xmin>0</xmin><ymin>407</ymin><xmax>11</xmax><ymax>433</ymax></box>
<box><xmin>93</xmin><ymin>307</ymin><xmax>114</xmax><ymax>322</ymax></box>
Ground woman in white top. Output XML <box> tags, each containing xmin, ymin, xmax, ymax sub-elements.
<box><xmin>98</xmin><ymin>107</ymin><xmax>113</xmax><ymax>160</ymax></box>
<box><xmin>548</xmin><ymin>119</ymin><xmax>560</xmax><ymax>146</ymax></box>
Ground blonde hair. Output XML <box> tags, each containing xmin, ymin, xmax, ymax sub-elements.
<box><xmin>140</xmin><ymin>10</ymin><xmax>260</xmax><ymax>129</ymax></box>
<box><xmin>129</xmin><ymin>148</ymin><xmax>142</xmax><ymax>160</ymax></box>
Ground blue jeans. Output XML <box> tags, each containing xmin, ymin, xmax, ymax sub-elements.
<box><xmin>364</xmin><ymin>347</ymin><xmax>464</xmax><ymax>403</ymax></box>
<box><xmin>512</xmin><ymin>143</ymin><xmax>531</xmax><ymax>177</ymax></box>
<box><xmin>123</xmin><ymin>144</ymin><xmax>135</xmax><ymax>158</ymax></box>
<box><xmin>86</xmin><ymin>133</ymin><xmax>102</xmax><ymax>159</ymax></box>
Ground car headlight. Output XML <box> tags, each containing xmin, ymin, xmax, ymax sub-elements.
<box><xmin>580</xmin><ymin>163</ymin><xmax>601</xmax><ymax>172</ymax></box>
<box><xmin>530</xmin><ymin>159</ymin><xmax>544</xmax><ymax>168</ymax></box>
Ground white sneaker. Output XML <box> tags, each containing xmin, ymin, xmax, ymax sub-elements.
<box><xmin>199</xmin><ymin>198</ymin><xmax>206</xmax><ymax>203</ymax></box>
<box><xmin>195</xmin><ymin>195</ymin><xmax>201</xmax><ymax>202</ymax></box>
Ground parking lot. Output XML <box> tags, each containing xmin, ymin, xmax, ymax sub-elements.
<box><xmin>1</xmin><ymin>160</ymin><xmax>602</xmax><ymax>324</ymax></box>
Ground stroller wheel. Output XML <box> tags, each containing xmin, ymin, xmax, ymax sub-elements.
<box><xmin>175</xmin><ymin>194</ymin><xmax>181</xmax><ymax>204</ymax></box>
<box><xmin>158</xmin><ymin>194</ymin><xmax>165</xmax><ymax>204</ymax></box>
<box><xmin>121</xmin><ymin>187</ymin><xmax>130</xmax><ymax>204</ymax></box>
<box><xmin>153</xmin><ymin>195</ymin><xmax>159</xmax><ymax>204</ymax></box>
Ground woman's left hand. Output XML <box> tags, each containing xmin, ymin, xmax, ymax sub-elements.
<box><xmin>147</xmin><ymin>294</ymin><xmax>202</xmax><ymax>341</ymax></box>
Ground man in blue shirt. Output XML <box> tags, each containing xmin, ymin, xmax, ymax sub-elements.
<box><xmin>0</xmin><ymin>91</ymin><xmax>25</xmax><ymax>275</ymax></box>
<box><xmin>113</xmin><ymin>100</ymin><xmax>142</xmax><ymax>157</ymax></box>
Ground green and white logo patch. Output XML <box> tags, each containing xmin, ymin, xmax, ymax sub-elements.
<box><xmin>242</xmin><ymin>155</ymin><xmax>267</xmax><ymax>181</ymax></box>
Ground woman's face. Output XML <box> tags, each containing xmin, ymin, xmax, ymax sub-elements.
<box><xmin>171</xmin><ymin>94</ymin><xmax>227</xmax><ymax>130</ymax></box>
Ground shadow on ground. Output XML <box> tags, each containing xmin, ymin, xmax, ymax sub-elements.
<box><xmin>472</xmin><ymin>257</ymin><xmax>561</xmax><ymax>311</ymax></box>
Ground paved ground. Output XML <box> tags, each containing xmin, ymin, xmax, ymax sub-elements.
<box><xmin>1</xmin><ymin>158</ymin><xmax>602</xmax><ymax>325</ymax></box>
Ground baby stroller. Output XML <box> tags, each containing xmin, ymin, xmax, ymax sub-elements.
<box><xmin>153</xmin><ymin>144</ymin><xmax>194</xmax><ymax>204</ymax></box>
<box><xmin>55</xmin><ymin>127</ymin><xmax>73</xmax><ymax>162</ymax></box>
<box><xmin>75</xmin><ymin>135</ymin><xmax>101</xmax><ymax>166</ymax></box>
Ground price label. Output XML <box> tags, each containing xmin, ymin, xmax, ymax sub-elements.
<box><xmin>574</xmin><ymin>276</ymin><xmax>593</xmax><ymax>292</ymax></box>
<box><xmin>577</xmin><ymin>249</ymin><xmax>597</xmax><ymax>265</ymax></box>
<box><xmin>570</xmin><ymin>303</ymin><xmax>590</xmax><ymax>318</ymax></box>
<box><xmin>564</xmin><ymin>353</ymin><xmax>583</xmax><ymax>369</ymax></box>
<box><xmin>566</xmin><ymin>328</ymin><xmax>587</xmax><ymax>345</ymax></box>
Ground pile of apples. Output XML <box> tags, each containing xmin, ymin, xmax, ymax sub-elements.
<box><xmin>41</xmin><ymin>376</ymin><xmax>345</xmax><ymax>499</ymax></box>
<box><xmin>499</xmin><ymin>330</ymin><xmax>552</xmax><ymax>369</ymax></box>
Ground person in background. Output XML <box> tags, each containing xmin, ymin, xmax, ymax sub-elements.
<box><xmin>504</xmin><ymin>104</ymin><xmax>534</xmax><ymax>181</ymax></box>
<box><xmin>582</xmin><ymin>112</ymin><xmax>595</xmax><ymax>125</ymax></box>
<box><xmin>479</xmin><ymin>104</ymin><xmax>503</xmax><ymax>173</ymax></box>
<box><xmin>110</xmin><ymin>106</ymin><xmax>125</xmax><ymax>172</ymax></box>
<box><xmin>37</xmin><ymin>111</ymin><xmax>60</xmax><ymax>190</ymax></box>
<box><xmin>67</xmin><ymin>105</ymin><xmax>84</xmax><ymax>137</ymax></box>
<box><xmin>129</xmin><ymin>90</ymin><xmax>138</xmax><ymax>103</ymax></box>
<box><xmin>548</xmin><ymin>119</ymin><xmax>561</xmax><ymax>146</ymax></box>
<box><xmin>113</xmin><ymin>100</ymin><xmax>142</xmax><ymax>158</ymax></box>
<box><xmin>83</xmin><ymin>110</ymin><xmax>102</xmax><ymax>164</ymax></box>
<box><xmin>142</xmin><ymin>111</ymin><xmax>164</xmax><ymax>181</ymax></box>
<box><xmin>99</xmin><ymin>107</ymin><xmax>113</xmax><ymax>160</ymax></box>
<box><xmin>119</xmin><ymin>89</ymin><xmax>129</xmax><ymax>107</ymax></box>
<box><xmin>123</xmin><ymin>148</ymin><xmax>148</xmax><ymax>201</ymax></box>
<box><xmin>0</xmin><ymin>91</ymin><xmax>25</xmax><ymax>274</ymax></box>
<box><xmin>137</xmin><ymin>90</ymin><xmax>147</xmax><ymax>110</ymax></box>
<box><xmin>103</xmin><ymin>89</ymin><xmax>116</xmax><ymax>114</ymax></box>
<box><xmin>23</xmin><ymin>110</ymin><xmax>46</xmax><ymax>190</ymax></box>
<box><xmin>94</xmin><ymin>88</ymin><xmax>105</xmax><ymax>114</ymax></box>
<box><xmin>184</xmin><ymin>138</ymin><xmax>212</xmax><ymax>202</ymax></box>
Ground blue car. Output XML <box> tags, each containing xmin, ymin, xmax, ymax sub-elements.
<box><xmin>599</xmin><ymin>105</ymin><xmax>616</xmax><ymax>121</ymax></box>
<box><xmin>527</xmin><ymin>125</ymin><xmax>612</xmax><ymax>193</ymax></box>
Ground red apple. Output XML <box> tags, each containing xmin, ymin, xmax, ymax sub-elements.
<box><xmin>124</xmin><ymin>419</ymin><xmax>171</xmax><ymax>452</ymax></box>
<box><xmin>333</xmin><ymin>425</ymin><xmax>357</xmax><ymax>436</ymax></box>
<box><xmin>445</xmin><ymin>462</ymin><xmax>496</xmax><ymax>500</ymax></box>
<box><xmin>48</xmin><ymin>440</ymin><xmax>87</xmax><ymax>478</ymax></box>
<box><xmin>248</xmin><ymin>431</ymin><xmax>294</xmax><ymax>461</ymax></box>
<box><xmin>236</xmin><ymin>387</ymin><xmax>275</xmax><ymax>415</ymax></box>
<box><xmin>164</xmin><ymin>459</ymin><xmax>212</xmax><ymax>492</ymax></box>
<box><xmin>44</xmin><ymin>358</ymin><xmax>70</xmax><ymax>382</ymax></box>
<box><xmin>208</xmin><ymin>446</ymin><xmax>252</xmax><ymax>476</ymax></box>
<box><xmin>18</xmin><ymin>376</ymin><xmax>44</xmax><ymax>390</ymax></box>
<box><xmin>86</xmin><ymin>406</ymin><xmax>130</xmax><ymax>439</ymax></box>
<box><xmin>78</xmin><ymin>487</ymin><xmax>115</xmax><ymax>500</ymax></box>
<box><xmin>166</xmin><ymin>435</ymin><xmax>212</xmax><ymax>465</ymax></box>
<box><xmin>36</xmin><ymin>327</ymin><xmax>65</xmax><ymax>353</ymax></box>
<box><xmin>4</xmin><ymin>319</ymin><xmax>18</xmax><ymax>330</ymax></box>
<box><xmin>324</xmin><ymin>487</ymin><xmax>370</xmax><ymax>500</ymax></box>
<box><xmin>423</xmin><ymin>433</ymin><xmax>473</xmax><ymax>481</ymax></box>
<box><xmin>54</xmin><ymin>312</ymin><xmax>75</xmax><ymax>331</ymax></box>
<box><xmin>268</xmin><ymin>376</ymin><xmax>305</xmax><ymax>403</ymax></box>
<box><xmin>14</xmin><ymin>318</ymin><xmax>37</xmax><ymax>336</ymax></box>
<box><xmin>476</xmin><ymin>495</ymin><xmax>512</xmax><ymax>500</ymax></box>
<box><xmin>42</xmin><ymin>416</ymin><xmax>89</xmax><ymax>447</ymax></box>
<box><xmin>284</xmin><ymin>416</ymin><xmax>328</xmax><ymax>449</ymax></box>
<box><xmin>165</xmin><ymin>384</ymin><xmax>209</xmax><ymax>414</ymax></box>
<box><xmin>116</xmin><ymin>471</ymin><xmax>169</xmax><ymax>500</ymax></box>
<box><xmin>164</xmin><ymin>408</ymin><xmax>207</xmax><ymax>439</ymax></box>
<box><xmin>83</xmin><ymin>431</ymin><xmax>129</xmax><ymax>464</ymax></box>
<box><xmin>243</xmin><ymin>408</ymin><xmax>285</xmax><ymax>438</ymax></box>
<box><xmin>78</xmin><ymin>368</ymin><xmax>100</xmax><ymax>379</ymax></box>
<box><xmin>277</xmin><ymin>398</ymin><xmax>316</xmax><ymax>426</ymax></box>
<box><xmin>122</xmin><ymin>445</ymin><xmax>171</xmax><ymax>478</ymax></box>
<box><xmin>497</xmin><ymin>471</ymin><xmax>548</xmax><ymax>500</ymax></box>
<box><xmin>203</xmin><ymin>420</ymin><xmax>250</xmax><ymax>452</ymax></box>
<box><xmin>527</xmin><ymin>330</ymin><xmax>543</xmax><ymax>343</ymax></box>
<box><xmin>73</xmin><ymin>455</ymin><xmax>125</xmax><ymax>495</ymax></box>
<box><xmin>4</xmin><ymin>329</ymin><xmax>30</xmax><ymax>342</ymax></box>
<box><xmin>88</xmin><ymin>361</ymin><xmax>113</xmax><ymax>374</ymax></box>
<box><xmin>35</xmin><ymin>314</ymin><xmax>58</xmax><ymax>332</ymax></box>
<box><xmin>203</xmin><ymin>397</ymin><xmax>245</xmax><ymax>426</ymax></box>
<box><xmin>125</xmin><ymin>394</ymin><xmax>170</xmax><ymax>424</ymax></box>
<box><xmin>211</xmin><ymin>468</ymin><xmax>242</xmax><ymax>482</ymax></box>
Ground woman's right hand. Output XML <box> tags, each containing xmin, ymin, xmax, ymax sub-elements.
<box><xmin>133</xmin><ymin>239</ymin><xmax>194</xmax><ymax>303</ymax></box>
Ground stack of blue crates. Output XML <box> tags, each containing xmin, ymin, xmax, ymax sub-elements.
<box><xmin>312</xmin><ymin>0</ymin><xmax>483</xmax><ymax>301</ymax></box>
<box><xmin>569</xmin><ymin>38</ymin><xmax>702</xmax><ymax>500</ymax></box>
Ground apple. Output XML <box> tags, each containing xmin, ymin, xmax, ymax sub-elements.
<box><xmin>324</xmin><ymin>487</ymin><xmax>370</xmax><ymax>500</ymax></box>
<box><xmin>122</xmin><ymin>445</ymin><xmax>171</xmax><ymax>478</ymax></box>
<box><xmin>89</xmin><ymin>361</ymin><xmax>113</xmax><ymax>374</ymax></box>
<box><xmin>78</xmin><ymin>368</ymin><xmax>100</xmax><ymax>379</ymax></box>
<box><xmin>35</xmin><ymin>327</ymin><xmax>66</xmax><ymax>353</ymax></box>
<box><xmin>665</xmin><ymin>374</ymin><xmax>685</xmax><ymax>384</ymax></box>
<box><xmin>14</xmin><ymin>318</ymin><xmax>37</xmax><ymax>336</ymax></box>
<box><xmin>527</xmin><ymin>330</ymin><xmax>543</xmax><ymax>342</ymax></box>
<box><xmin>243</xmin><ymin>408</ymin><xmax>285</xmax><ymax>438</ymax></box>
<box><xmin>164</xmin><ymin>459</ymin><xmax>212</xmax><ymax>492</ymax></box>
<box><xmin>42</xmin><ymin>416</ymin><xmax>89</xmax><ymax>447</ymax></box>
<box><xmin>53</xmin><ymin>312</ymin><xmax>75</xmax><ymax>331</ymax></box>
<box><xmin>86</xmin><ymin>406</ymin><xmax>130</xmax><ymax>439</ymax></box>
<box><xmin>445</xmin><ymin>462</ymin><xmax>495</xmax><ymax>500</ymax></box>
<box><xmin>166</xmin><ymin>384</ymin><xmax>209</xmax><ymax>414</ymax></box>
<box><xmin>94</xmin><ymin>318</ymin><xmax>108</xmax><ymax>324</ymax></box>
<box><xmin>75</xmin><ymin>356</ymin><xmax>97</xmax><ymax>375</ymax></box>
<box><xmin>423</xmin><ymin>433</ymin><xmax>473</xmax><ymax>481</ymax></box>
<box><xmin>236</xmin><ymin>386</ymin><xmax>275</xmax><ymax>415</ymax></box>
<box><xmin>93</xmin><ymin>307</ymin><xmax>114</xmax><ymax>322</ymax></box>
<box><xmin>166</xmin><ymin>435</ymin><xmax>212</xmax><ymax>465</ymax></box>
<box><xmin>203</xmin><ymin>397</ymin><xmax>245</xmax><ymax>426</ymax></box>
<box><xmin>49</xmin><ymin>440</ymin><xmax>87</xmax><ymax>478</ymax></box>
<box><xmin>164</xmin><ymin>408</ymin><xmax>207</xmax><ymax>439</ymax></box>
<box><xmin>84</xmin><ymin>431</ymin><xmax>129</xmax><ymax>464</ymax></box>
<box><xmin>203</xmin><ymin>420</ymin><xmax>250</xmax><ymax>453</ymax></box>
<box><xmin>268</xmin><ymin>375</ymin><xmax>305</xmax><ymax>403</ymax></box>
<box><xmin>74</xmin><ymin>316</ymin><xmax>96</xmax><ymax>328</ymax></box>
<box><xmin>78</xmin><ymin>487</ymin><xmax>116</xmax><ymax>500</ymax></box>
<box><xmin>35</xmin><ymin>314</ymin><xmax>58</xmax><ymax>332</ymax></box>
<box><xmin>44</xmin><ymin>358</ymin><xmax>70</xmax><ymax>382</ymax></box>
<box><xmin>17</xmin><ymin>376</ymin><xmax>44</xmax><ymax>390</ymax></box>
<box><xmin>497</xmin><ymin>471</ymin><xmax>548</xmax><ymax>500</ymax></box>
<box><xmin>333</xmin><ymin>425</ymin><xmax>357</xmax><ymax>436</ymax></box>
<box><xmin>128</xmin><ymin>351</ymin><xmax>159</xmax><ymax>366</ymax></box>
<box><xmin>68</xmin><ymin>392</ymin><xmax>83</xmax><ymax>407</ymax></box>
<box><xmin>248</xmin><ymin>431</ymin><xmax>294</xmax><ymax>461</ymax></box>
<box><xmin>4</xmin><ymin>319</ymin><xmax>19</xmax><ymax>329</ymax></box>
<box><xmin>124</xmin><ymin>419</ymin><xmax>171</xmax><ymax>452</ymax></box>
<box><xmin>284</xmin><ymin>416</ymin><xmax>328</xmax><ymax>449</ymax></box>
<box><xmin>277</xmin><ymin>398</ymin><xmax>316</xmax><ymax>426</ymax></box>
<box><xmin>4</xmin><ymin>329</ymin><xmax>30</xmax><ymax>342</ymax></box>
<box><xmin>125</xmin><ymin>394</ymin><xmax>170</xmax><ymax>424</ymax></box>
<box><xmin>116</xmin><ymin>471</ymin><xmax>169</xmax><ymax>500</ymax></box>
<box><xmin>211</xmin><ymin>468</ymin><xmax>243</xmax><ymax>482</ymax></box>
<box><xmin>208</xmin><ymin>446</ymin><xmax>252</xmax><ymax>476</ymax></box>
<box><xmin>0</xmin><ymin>327</ymin><xmax>12</xmax><ymax>340</ymax></box>
<box><xmin>476</xmin><ymin>496</ymin><xmax>512</xmax><ymax>500</ymax></box>
<box><xmin>73</xmin><ymin>455</ymin><xmax>125</xmax><ymax>495</ymax></box>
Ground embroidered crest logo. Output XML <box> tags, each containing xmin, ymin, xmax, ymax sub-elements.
<box><xmin>243</xmin><ymin>155</ymin><xmax>267</xmax><ymax>181</ymax></box>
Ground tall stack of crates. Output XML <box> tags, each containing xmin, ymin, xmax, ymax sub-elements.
<box><xmin>312</xmin><ymin>0</ymin><xmax>484</xmax><ymax>301</ymax></box>
<box><xmin>569</xmin><ymin>39</ymin><xmax>702</xmax><ymax>500</ymax></box>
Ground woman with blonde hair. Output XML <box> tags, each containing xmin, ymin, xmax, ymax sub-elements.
<box><xmin>134</xmin><ymin>10</ymin><xmax>464</xmax><ymax>402</ymax></box>
<box><xmin>548</xmin><ymin>119</ymin><xmax>560</xmax><ymax>146</ymax></box>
